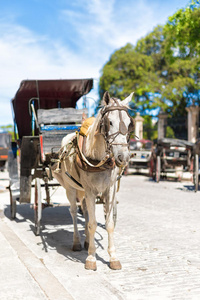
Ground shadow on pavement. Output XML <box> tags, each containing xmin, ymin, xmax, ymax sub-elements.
<box><xmin>4</xmin><ymin>203</ymin><xmax>107</xmax><ymax>267</ymax></box>
<box><xmin>176</xmin><ymin>185</ymin><xmax>195</xmax><ymax>192</ymax></box>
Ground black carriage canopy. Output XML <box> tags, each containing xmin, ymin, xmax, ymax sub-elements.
<box><xmin>12</xmin><ymin>79</ymin><xmax>93</xmax><ymax>139</ymax></box>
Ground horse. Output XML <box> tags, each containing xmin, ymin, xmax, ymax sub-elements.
<box><xmin>52</xmin><ymin>91</ymin><xmax>134</xmax><ymax>271</ymax></box>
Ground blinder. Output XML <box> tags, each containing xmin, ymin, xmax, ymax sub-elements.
<box><xmin>119</xmin><ymin>120</ymin><xmax>128</xmax><ymax>135</ymax></box>
<box><xmin>101</xmin><ymin>108</ymin><xmax>134</xmax><ymax>137</ymax></box>
<box><xmin>99</xmin><ymin>97</ymin><xmax>135</xmax><ymax>144</ymax></box>
<box><xmin>102</xmin><ymin>116</ymin><xmax>110</xmax><ymax>134</ymax></box>
<box><xmin>128</xmin><ymin>117</ymin><xmax>134</xmax><ymax>133</ymax></box>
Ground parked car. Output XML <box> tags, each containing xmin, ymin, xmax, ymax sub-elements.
<box><xmin>127</xmin><ymin>139</ymin><xmax>153</xmax><ymax>173</ymax></box>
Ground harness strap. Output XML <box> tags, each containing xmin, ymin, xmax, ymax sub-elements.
<box><xmin>65</xmin><ymin>171</ymin><xmax>83</xmax><ymax>188</ymax></box>
<box><xmin>101</xmin><ymin>105</ymin><xmax>128</xmax><ymax>117</ymax></box>
<box><xmin>76</xmin><ymin>131</ymin><xmax>113</xmax><ymax>168</ymax></box>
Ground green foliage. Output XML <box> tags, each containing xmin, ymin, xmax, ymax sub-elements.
<box><xmin>0</xmin><ymin>125</ymin><xmax>16</xmax><ymax>141</ymax></box>
<box><xmin>164</xmin><ymin>0</ymin><xmax>200</xmax><ymax>59</ymax></box>
<box><xmin>99</xmin><ymin>0</ymin><xmax>200</xmax><ymax>140</ymax></box>
<box><xmin>143</xmin><ymin>116</ymin><xmax>157</xmax><ymax>140</ymax></box>
<box><xmin>166</xmin><ymin>126</ymin><xmax>175</xmax><ymax>138</ymax></box>
<box><xmin>99</xmin><ymin>44</ymin><xmax>155</xmax><ymax>99</ymax></box>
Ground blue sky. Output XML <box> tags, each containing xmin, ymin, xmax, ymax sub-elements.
<box><xmin>0</xmin><ymin>0</ymin><xmax>190</xmax><ymax>126</ymax></box>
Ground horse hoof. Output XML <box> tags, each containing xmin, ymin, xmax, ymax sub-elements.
<box><xmin>84</xmin><ymin>241</ymin><xmax>89</xmax><ymax>250</ymax></box>
<box><xmin>85</xmin><ymin>260</ymin><xmax>97</xmax><ymax>271</ymax></box>
<box><xmin>110</xmin><ymin>260</ymin><xmax>122</xmax><ymax>270</ymax></box>
<box><xmin>72</xmin><ymin>243</ymin><xmax>82</xmax><ymax>251</ymax></box>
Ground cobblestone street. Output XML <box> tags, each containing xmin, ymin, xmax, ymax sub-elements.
<box><xmin>0</xmin><ymin>172</ymin><xmax>200</xmax><ymax>299</ymax></box>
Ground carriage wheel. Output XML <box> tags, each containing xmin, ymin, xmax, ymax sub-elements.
<box><xmin>156</xmin><ymin>156</ymin><xmax>161</xmax><ymax>183</ymax></box>
<box><xmin>149</xmin><ymin>156</ymin><xmax>155</xmax><ymax>179</ymax></box>
<box><xmin>9</xmin><ymin>188</ymin><xmax>16</xmax><ymax>219</ymax></box>
<box><xmin>44</xmin><ymin>176</ymin><xmax>50</xmax><ymax>205</ymax></box>
<box><xmin>194</xmin><ymin>154</ymin><xmax>199</xmax><ymax>192</ymax></box>
<box><xmin>34</xmin><ymin>178</ymin><xmax>42</xmax><ymax>236</ymax></box>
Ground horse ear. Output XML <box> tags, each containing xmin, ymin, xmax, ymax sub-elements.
<box><xmin>103</xmin><ymin>91</ymin><xmax>111</xmax><ymax>105</ymax></box>
<box><xmin>122</xmin><ymin>92</ymin><xmax>134</xmax><ymax>106</ymax></box>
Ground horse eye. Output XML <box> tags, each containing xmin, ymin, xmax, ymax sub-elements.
<box><xmin>110</xmin><ymin>121</ymin><xmax>113</xmax><ymax>126</ymax></box>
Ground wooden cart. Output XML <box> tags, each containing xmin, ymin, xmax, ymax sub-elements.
<box><xmin>192</xmin><ymin>139</ymin><xmax>200</xmax><ymax>192</ymax></box>
<box><xmin>9</xmin><ymin>78</ymin><xmax>93</xmax><ymax>235</ymax></box>
<box><xmin>150</xmin><ymin>138</ymin><xmax>194</xmax><ymax>183</ymax></box>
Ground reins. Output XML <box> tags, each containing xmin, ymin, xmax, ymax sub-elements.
<box><xmin>99</xmin><ymin>98</ymin><xmax>134</xmax><ymax>148</ymax></box>
<box><xmin>75</xmin><ymin>99</ymin><xmax>133</xmax><ymax>170</ymax></box>
<box><xmin>76</xmin><ymin>131</ymin><xmax>113</xmax><ymax>168</ymax></box>
<box><xmin>52</xmin><ymin>98</ymin><xmax>134</xmax><ymax>191</ymax></box>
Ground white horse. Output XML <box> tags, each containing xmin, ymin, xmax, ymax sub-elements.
<box><xmin>52</xmin><ymin>91</ymin><xmax>134</xmax><ymax>270</ymax></box>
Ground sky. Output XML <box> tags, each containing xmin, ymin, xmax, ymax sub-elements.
<box><xmin>0</xmin><ymin>0</ymin><xmax>190</xmax><ymax>127</ymax></box>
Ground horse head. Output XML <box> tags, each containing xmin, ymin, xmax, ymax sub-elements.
<box><xmin>101</xmin><ymin>91</ymin><xmax>134</xmax><ymax>167</ymax></box>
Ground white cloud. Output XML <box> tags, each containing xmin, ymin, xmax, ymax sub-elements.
<box><xmin>60</xmin><ymin>0</ymin><xmax>161</xmax><ymax>63</ymax></box>
<box><xmin>0</xmin><ymin>21</ymin><xmax>99</xmax><ymax>125</ymax></box>
<box><xmin>0</xmin><ymin>0</ymin><xmax>190</xmax><ymax>126</ymax></box>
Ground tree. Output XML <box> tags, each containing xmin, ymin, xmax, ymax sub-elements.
<box><xmin>0</xmin><ymin>125</ymin><xmax>15</xmax><ymax>141</ymax></box>
<box><xmin>164</xmin><ymin>0</ymin><xmax>200</xmax><ymax>59</ymax></box>
<box><xmin>99</xmin><ymin>0</ymin><xmax>200</xmax><ymax>139</ymax></box>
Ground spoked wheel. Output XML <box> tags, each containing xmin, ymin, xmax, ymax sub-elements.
<box><xmin>149</xmin><ymin>157</ymin><xmax>155</xmax><ymax>180</ymax></box>
<box><xmin>194</xmin><ymin>154</ymin><xmax>199</xmax><ymax>192</ymax></box>
<box><xmin>44</xmin><ymin>176</ymin><xmax>50</xmax><ymax>205</ymax></box>
<box><xmin>156</xmin><ymin>156</ymin><xmax>161</xmax><ymax>183</ymax></box>
<box><xmin>9</xmin><ymin>188</ymin><xmax>16</xmax><ymax>219</ymax></box>
<box><xmin>34</xmin><ymin>178</ymin><xmax>42</xmax><ymax>236</ymax></box>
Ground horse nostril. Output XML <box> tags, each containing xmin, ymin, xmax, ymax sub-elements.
<box><xmin>118</xmin><ymin>155</ymin><xmax>123</xmax><ymax>162</ymax></box>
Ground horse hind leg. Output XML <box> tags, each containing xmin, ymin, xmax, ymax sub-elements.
<box><xmin>66</xmin><ymin>188</ymin><xmax>82</xmax><ymax>251</ymax></box>
<box><xmin>81</xmin><ymin>197</ymin><xmax>89</xmax><ymax>250</ymax></box>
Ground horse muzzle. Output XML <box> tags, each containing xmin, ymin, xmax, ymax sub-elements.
<box><xmin>115</xmin><ymin>153</ymin><xmax>130</xmax><ymax>168</ymax></box>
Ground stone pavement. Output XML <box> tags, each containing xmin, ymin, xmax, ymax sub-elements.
<box><xmin>1</xmin><ymin>170</ymin><xmax>200</xmax><ymax>299</ymax></box>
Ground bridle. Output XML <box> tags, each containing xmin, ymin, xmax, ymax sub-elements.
<box><xmin>72</xmin><ymin>98</ymin><xmax>135</xmax><ymax>172</ymax></box>
<box><xmin>99</xmin><ymin>98</ymin><xmax>134</xmax><ymax>150</ymax></box>
<box><xmin>57</xmin><ymin>96</ymin><xmax>135</xmax><ymax>190</ymax></box>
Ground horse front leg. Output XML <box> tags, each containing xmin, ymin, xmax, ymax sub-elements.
<box><xmin>66</xmin><ymin>188</ymin><xmax>82</xmax><ymax>251</ymax></box>
<box><xmin>85</xmin><ymin>192</ymin><xmax>97</xmax><ymax>271</ymax></box>
<box><xmin>105</xmin><ymin>186</ymin><xmax>122</xmax><ymax>270</ymax></box>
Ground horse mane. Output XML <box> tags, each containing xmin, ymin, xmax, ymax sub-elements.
<box><xmin>85</xmin><ymin>109</ymin><xmax>107</xmax><ymax>160</ymax></box>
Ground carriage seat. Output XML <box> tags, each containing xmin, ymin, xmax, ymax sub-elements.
<box><xmin>37</xmin><ymin>107</ymin><xmax>88</xmax><ymax>155</ymax></box>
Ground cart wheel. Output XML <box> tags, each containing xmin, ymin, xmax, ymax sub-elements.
<box><xmin>9</xmin><ymin>188</ymin><xmax>16</xmax><ymax>219</ymax></box>
<box><xmin>34</xmin><ymin>178</ymin><xmax>42</xmax><ymax>236</ymax></box>
<box><xmin>44</xmin><ymin>181</ymin><xmax>50</xmax><ymax>204</ymax></box>
<box><xmin>149</xmin><ymin>157</ymin><xmax>155</xmax><ymax>179</ymax></box>
<box><xmin>194</xmin><ymin>154</ymin><xmax>199</xmax><ymax>192</ymax></box>
<box><xmin>156</xmin><ymin>156</ymin><xmax>161</xmax><ymax>183</ymax></box>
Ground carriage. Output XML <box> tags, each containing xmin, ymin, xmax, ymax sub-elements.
<box><xmin>192</xmin><ymin>139</ymin><xmax>200</xmax><ymax>192</ymax></box>
<box><xmin>9</xmin><ymin>85</ymin><xmax>135</xmax><ymax>270</ymax></box>
<box><xmin>9</xmin><ymin>78</ymin><xmax>93</xmax><ymax>235</ymax></box>
<box><xmin>150</xmin><ymin>138</ymin><xmax>194</xmax><ymax>182</ymax></box>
